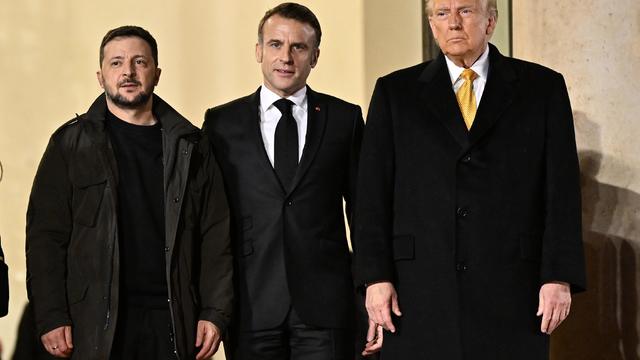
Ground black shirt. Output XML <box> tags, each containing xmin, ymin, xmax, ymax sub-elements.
<box><xmin>106</xmin><ymin>111</ymin><xmax>167</xmax><ymax>306</ymax></box>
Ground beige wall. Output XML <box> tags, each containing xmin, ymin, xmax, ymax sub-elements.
<box><xmin>513</xmin><ymin>1</ymin><xmax>640</xmax><ymax>358</ymax></box>
<box><xmin>0</xmin><ymin>1</ymin><xmax>421</xmax><ymax>357</ymax></box>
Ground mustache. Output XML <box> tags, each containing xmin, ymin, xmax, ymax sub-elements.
<box><xmin>118</xmin><ymin>78</ymin><xmax>142</xmax><ymax>87</ymax></box>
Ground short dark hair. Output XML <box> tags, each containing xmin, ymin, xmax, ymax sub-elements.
<box><xmin>258</xmin><ymin>2</ymin><xmax>322</xmax><ymax>48</ymax></box>
<box><xmin>99</xmin><ymin>25</ymin><xmax>158</xmax><ymax>66</ymax></box>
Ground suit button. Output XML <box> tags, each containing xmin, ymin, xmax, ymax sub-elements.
<box><xmin>164</xmin><ymin>247</ymin><xmax>169</xmax><ymax>252</ymax></box>
<box><xmin>173</xmin><ymin>197</ymin><xmax>180</xmax><ymax>203</ymax></box>
<box><xmin>461</xmin><ymin>155</ymin><xmax>471</xmax><ymax>163</ymax></box>
<box><xmin>456</xmin><ymin>263</ymin><xmax>468</xmax><ymax>271</ymax></box>
<box><xmin>286</xmin><ymin>201</ymin><xmax>293</xmax><ymax>206</ymax></box>
<box><xmin>456</xmin><ymin>207</ymin><xmax>469</xmax><ymax>217</ymax></box>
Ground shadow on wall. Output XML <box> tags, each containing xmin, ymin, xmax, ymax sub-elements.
<box><xmin>551</xmin><ymin>112</ymin><xmax>640</xmax><ymax>359</ymax></box>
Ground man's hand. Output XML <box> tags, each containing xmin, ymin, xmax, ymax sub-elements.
<box><xmin>365</xmin><ymin>282</ymin><xmax>401</xmax><ymax>333</ymax></box>
<box><xmin>195</xmin><ymin>320</ymin><xmax>222</xmax><ymax>360</ymax></box>
<box><xmin>537</xmin><ymin>282</ymin><xmax>571</xmax><ymax>334</ymax></box>
<box><xmin>362</xmin><ymin>319</ymin><xmax>384</xmax><ymax>357</ymax></box>
<box><xmin>41</xmin><ymin>326</ymin><xmax>73</xmax><ymax>358</ymax></box>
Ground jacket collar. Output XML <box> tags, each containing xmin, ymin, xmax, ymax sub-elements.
<box><xmin>83</xmin><ymin>93</ymin><xmax>199</xmax><ymax>142</ymax></box>
<box><xmin>417</xmin><ymin>43</ymin><xmax>518</xmax><ymax>152</ymax></box>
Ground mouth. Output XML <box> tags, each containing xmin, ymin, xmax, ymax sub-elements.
<box><xmin>119</xmin><ymin>81</ymin><xmax>141</xmax><ymax>88</ymax></box>
<box><xmin>274</xmin><ymin>68</ymin><xmax>294</xmax><ymax>76</ymax></box>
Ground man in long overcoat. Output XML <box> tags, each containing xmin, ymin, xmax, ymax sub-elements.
<box><xmin>354</xmin><ymin>0</ymin><xmax>586</xmax><ymax>359</ymax></box>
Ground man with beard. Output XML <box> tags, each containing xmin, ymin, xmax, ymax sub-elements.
<box><xmin>26</xmin><ymin>26</ymin><xmax>232</xmax><ymax>359</ymax></box>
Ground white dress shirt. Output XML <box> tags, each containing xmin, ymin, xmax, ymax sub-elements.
<box><xmin>259</xmin><ymin>85</ymin><xmax>308</xmax><ymax>166</ymax></box>
<box><xmin>445</xmin><ymin>45</ymin><xmax>490</xmax><ymax>109</ymax></box>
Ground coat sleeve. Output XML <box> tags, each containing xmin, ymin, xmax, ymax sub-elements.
<box><xmin>352</xmin><ymin>78</ymin><xmax>397</xmax><ymax>288</ymax></box>
<box><xmin>196</xmin><ymin>132</ymin><xmax>233</xmax><ymax>333</ymax></box>
<box><xmin>0</xmin><ymin>237</ymin><xmax>8</xmax><ymax>317</ymax></box>
<box><xmin>343</xmin><ymin>106</ymin><xmax>365</xmax><ymax>228</ymax></box>
<box><xmin>540</xmin><ymin>72</ymin><xmax>586</xmax><ymax>292</ymax></box>
<box><xmin>26</xmin><ymin>136</ymin><xmax>74</xmax><ymax>335</ymax></box>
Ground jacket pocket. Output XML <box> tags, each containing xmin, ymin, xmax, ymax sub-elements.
<box><xmin>71</xmin><ymin>175</ymin><xmax>107</xmax><ymax>227</ymax></box>
<box><xmin>519</xmin><ymin>232</ymin><xmax>542</xmax><ymax>262</ymax></box>
<box><xmin>393</xmin><ymin>235</ymin><xmax>415</xmax><ymax>261</ymax></box>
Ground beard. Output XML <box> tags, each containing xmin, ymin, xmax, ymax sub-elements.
<box><xmin>104</xmin><ymin>79</ymin><xmax>154</xmax><ymax>109</ymax></box>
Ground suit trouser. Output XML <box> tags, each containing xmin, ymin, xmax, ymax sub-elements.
<box><xmin>110</xmin><ymin>302</ymin><xmax>177</xmax><ymax>360</ymax></box>
<box><xmin>227</xmin><ymin>306</ymin><xmax>354</xmax><ymax>360</ymax></box>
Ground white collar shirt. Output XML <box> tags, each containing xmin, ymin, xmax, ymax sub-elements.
<box><xmin>259</xmin><ymin>85</ymin><xmax>308</xmax><ymax>166</ymax></box>
<box><xmin>445</xmin><ymin>44</ymin><xmax>490</xmax><ymax>109</ymax></box>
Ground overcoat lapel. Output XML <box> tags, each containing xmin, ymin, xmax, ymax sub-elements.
<box><xmin>418</xmin><ymin>53</ymin><xmax>470</xmax><ymax>150</ymax></box>
<box><xmin>287</xmin><ymin>87</ymin><xmax>327</xmax><ymax>196</ymax></box>
<box><xmin>247</xmin><ymin>88</ymin><xmax>286</xmax><ymax>193</ymax></box>
<box><xmin>468</xmin><ymin>44</ymin><xmax>518</xmax><ymax>146</ymax></box>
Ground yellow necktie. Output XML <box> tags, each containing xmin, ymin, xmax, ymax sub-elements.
<box><xmin>456</xmin><ymin>68</ymin><xmax>478</xmax><ymax>130</ymax></box>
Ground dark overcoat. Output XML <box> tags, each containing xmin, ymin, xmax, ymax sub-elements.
<box><xmin>353</xmin><ymin>44</ymin><xmax>586</xmax><ymax>359</ymax></box>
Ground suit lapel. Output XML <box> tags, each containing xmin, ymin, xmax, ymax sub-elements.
<box><xmin>248</xmin><ymin>88</ymin><xmax>286</xmax><ymax>193</ymax></box>
<box><xmin>418</xmin><ymin>53</ymin><xmax>469</xmax><ymax>150</ymax></box>
<box><xmin>287</xmin><ymin>87</ymin><xmax>327</xmax><ymax>196</ymax></box>
<box><xmin>468</xmin><ymin>44</ymin><xmax>517</xmax><ymax>146</ymax></box>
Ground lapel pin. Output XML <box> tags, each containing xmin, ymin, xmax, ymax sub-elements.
<box><xmin>315</xmin><ymin>106</ymin><xmax>321</xmax><ymax>112</ymax></box>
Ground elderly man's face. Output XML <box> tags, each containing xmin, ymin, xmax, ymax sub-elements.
<box><xmin>428</xmin><ymin>0</ymin><xmax>496</xmax><ymax>67</ymax></box>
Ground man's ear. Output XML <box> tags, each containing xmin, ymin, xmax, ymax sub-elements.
<box><xmin>96</xmin><ymin>71</ymin><xmax>104</xmax><ymax>89</ymax></box>
<box><xmin>154</xmin><ymin>68</ymin><xmax>162</xmax><ymax>86</ymax></box>
<box><xmin>255</xmin><ymin>43</ymin><xmax>263</xmax><ymax>63</ymax></box>
<box><xmin>310</xmin><ymin>47</ymin><xmax>320</xmax><ymax>68</ymax></box>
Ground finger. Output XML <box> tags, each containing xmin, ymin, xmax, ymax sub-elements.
<box><xmin>379</xmin><ymin>307</ymin><xmax>396</xmax><ymax>333</ymax></box>
<box><xmin>195</xmin><ymin>322</ymin><xmax>204</xmax><ymax>347</ymax></box>
<box><xmin>540</xmin><ymin>306</ymin><xmax>551</xmax><ymax>333</ymax></box>
<box><xmin>196</xmin><ymin>327</ymin><xmax>213</xmax><ymax>360</ymax></box>
<box><xmin>391</xmin><ymin>295</ymin><xmax>402</xmax><ymax>317</ymax></box>
<box><xmin>363</xmin><ymin>326</ymin><xmax>384</xmax><ymax>356</ymax></box>
<box><xmin>366</xmin><ymin>319</ymin><xmax>377</xmax><ymax>342</ymax></box>
<box><xmin>64</xmin><ymin>326</ymin><xmax>74</xmax><ymax>349</ymax></box>
<box><xmin>547</xmin><ymin>306</ymin><xmax>562</xmax><ymax>334</ymax></box>
<box><xmin>211</xmin><ymin>336</ymin><xmax>222</xmax><ymax>355</ymax></box>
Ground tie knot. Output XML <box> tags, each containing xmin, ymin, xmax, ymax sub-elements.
<box><xmin>461</xmin><ymin>68</ymin><xmax>477</xmax><ymax>82</ymax></box>
<box><xmin>273</xmin><ymin>98</ymin><xmax>295</xmax><ymax>116</ymax></box>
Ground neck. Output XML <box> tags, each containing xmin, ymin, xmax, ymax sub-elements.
<box><xmin>105</xmin><ymin>97</ymin><xmax>156</xmax><ymax>125</ymax></box>
<box><xmin>447</xmin><ymin>44</ymin><xmax>487</xmax><ymax>68</ymax></box>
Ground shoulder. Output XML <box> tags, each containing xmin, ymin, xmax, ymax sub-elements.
<box><xmin>204</xmin><ymin>94</ymin><xmax>254</xmax><ymax>120</ymax></box>
<box><xmin>381</xmin><ymin>62</ymin><xmax>429</xmax><ymax>83</ymax></box>
<box><xmin>501</xmin><ymin>56</ymin><xmax>564</xmax><ymax>83</ymax></box>
<box><xmin>311</xmin><ymin>90</ymin><xmax>362</xmax><ymax>115</ymax></box>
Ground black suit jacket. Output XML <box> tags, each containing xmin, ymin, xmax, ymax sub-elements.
<box><xmin>203</xmin><ymin>86</ymin><xmax>364</xmax><ymax>330</ymax></box>
<box><xmin>353</xmin><ymin>44</ymin><xmax>586</xmax><ymax>359</ymax></box>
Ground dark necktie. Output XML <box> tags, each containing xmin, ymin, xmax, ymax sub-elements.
<box><xmin>273</xmin><ymin>98</ymin><xmax>298</xmax><ymax>189</ymax></box>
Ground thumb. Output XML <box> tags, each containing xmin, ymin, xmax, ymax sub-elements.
<box><xmin>392</xmin><ymin>294</ymin><xmax>402</xmax><ymax>316</ymax></box>
<box><xmin>64</xmin><ymin>326</ymin><xmax>74</xmax><ymax>349</ymax></box>
<box><xmin>536</xmin><ymin>292</ymin><xmax>544</xmax><ymax>316</ymax></box>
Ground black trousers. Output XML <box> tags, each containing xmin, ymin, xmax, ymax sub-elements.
<box><xmin>227</xmin><ymin>307</ymin><xmax>354</xmax><ymax>360</ymax></box>
<box><xmin>110</xmin><ymin>303</ymin><xmax>177</xmax><ymax>360</ymax></box>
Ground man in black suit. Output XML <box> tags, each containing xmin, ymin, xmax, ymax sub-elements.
<box><xmin>355</xmin><ymin>0</ymin><xmax>586</xmax><ymax>359</ymax></box>
<box><xmin>202</xmin><ymin>3</ymin><xmax>364</xmax><ymax>359</ymax></box>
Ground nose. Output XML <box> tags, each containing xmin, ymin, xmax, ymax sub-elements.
<box><xmin>279</xmin><ymin>46</ymin><xmax>293</xmax><ymax>64</ymax></box>
<box><xmin>448</xmin><ymin>12</ymin><xmax>462</xmax><ymax>30</ymax></box>
<box><xmin>122</xmin><ymin>60</ymin><xmax>136</xmax><ymax>77</ymax></box>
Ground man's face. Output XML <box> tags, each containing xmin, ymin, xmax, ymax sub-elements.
<box><xmin>428</xmin><ymin>0</ymin><xmax>496</xmax><ymax>67</ymax></box>
<box><xmin>256</xmin><ymin>15</ymin><xmax>319</xmax><ymax>97</ymax></box>
<box><xmin>97</xmin><ymin>36</ymin><xmax>161</xmax><ymax>109</ymax></box>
